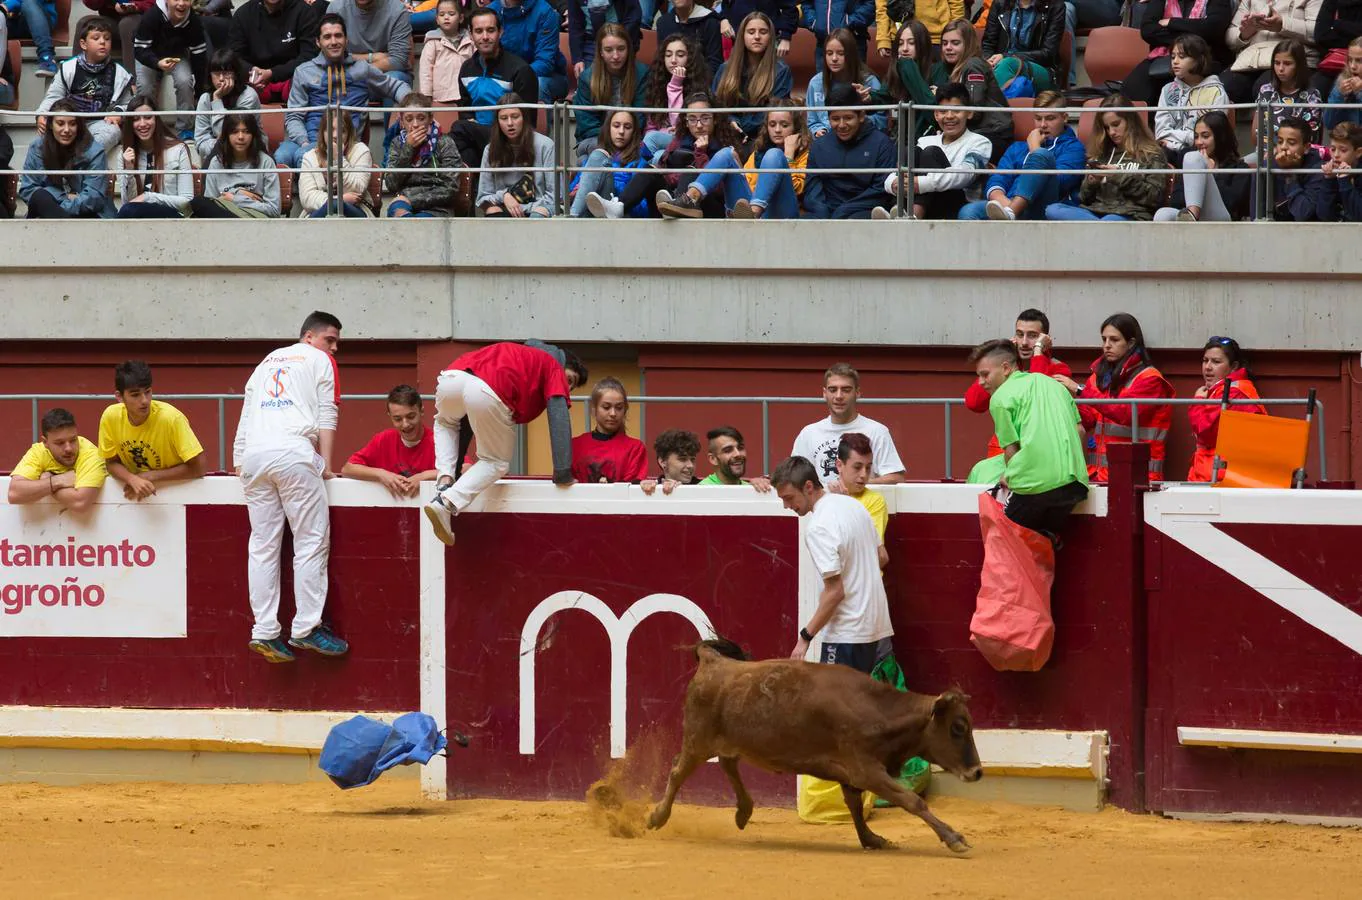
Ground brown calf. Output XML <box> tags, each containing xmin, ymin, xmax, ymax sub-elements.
<box><xmin>647</xmin><ymin>640</ymin><xmax>983</xmax><ymax>853</ymax></box>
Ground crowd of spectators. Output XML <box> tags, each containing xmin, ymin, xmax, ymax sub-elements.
<box><xmin>4</xmin><ymin>0</ymin><xmax>1362</xmax><ymax>218</ymax></box>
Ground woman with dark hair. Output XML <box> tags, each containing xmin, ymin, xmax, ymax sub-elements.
<box><xmin>862</xmin><ymin>20</ymin><xmax>935</xmax><ymax>140</ymax></box>
<box><xmin>188</xmin><ymin>113</ymin><xmax>282</xmax><ymax>219</ymax></box>
<box><xmin>19</xmin><ymin>99</ymin><xmax>116</xmax><ymax>219</ymax></box>
<box><xmin>1154</xmin><ymin>111</ymin><xmax>1251</xmax><ymax>220</ymax></box>
<box><xmin>1052</xmin><ymin>313</ymin><xmax>1176</xmax><ymax>483</ymax></box>
<box><xmin>1122</xmin><ymin>0</ymin><xmax>1234</xmax><ymax>105</ymax></box>
<box><xmin>1187</xmin><ymin>336</ymin><xmax>1266</xmax><ymax>481</ymax></box>
<box><xmin>477</xmin><ymin>93</ymin><xmax>556</xmax><ymax>217</ymax></box>
<box><xmin>118</xmin><ymin>94</ymin><xmax>194</xmax><ymax>219</ymax></box>
<box><xmin>1252</xmin><ymin>39</ymin><xmax>1324</xmax><ymax>144</ymax></box>
<box><xmin>194</xmin><ymin>49</ymin><xmax>262</xmax><ymax>162</ymax></box>
<box><xmin>641</xmin><ymin>33</ymin><xmax>713</xmax><ymax>158</ymax></box>
<box><xmin>713</xmin><ymin>12</ymin><xmax>793</xmax><ymax>139</ymax></box>
<box><xmin>573</xmin><ymin>108</ymin><xmax>651</xmax><ymax>217</ymax></box>
<box><xmin>807</xmin><ymin>28</ymin><xmax>884</xmax><ymax>138</ymax></box>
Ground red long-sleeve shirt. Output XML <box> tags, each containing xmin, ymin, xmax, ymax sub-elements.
<box><xmin>965</xmin><ymin>352</ymin><xmax>1072</xmax><ymax>456</ymax></box>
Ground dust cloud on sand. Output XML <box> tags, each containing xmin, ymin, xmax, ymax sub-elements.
<box><xmin>585</xmin><ymin>729</ymin><xmax>673</xmax><ymax>838</ymax></box>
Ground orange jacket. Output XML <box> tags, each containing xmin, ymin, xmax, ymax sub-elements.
<box><xmin>1187</xmin><ymin>371</ymin><xmax>1264</xmax><ymax>482</ymax></box>
<box><xmin>1078</xmin><ymin>354</ymin><xmax>1174</xmax><ymax>482</ymax></box>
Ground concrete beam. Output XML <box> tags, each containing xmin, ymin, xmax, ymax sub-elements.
<box><xmin>1</xmin><ymin>220</ymin><xmax>1359</xmax><ymax>350</ymax></box>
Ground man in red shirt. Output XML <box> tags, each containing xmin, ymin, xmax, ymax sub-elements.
<box><xmin>341</xmin><ymin>384</ymin><xmax>438</xmax><ymax>498</ymax></box>
<box><xmin>965</xmin><ymin>308</ymin><xmax>1073</xmax><ymax>479</ymax></box>
<box><xmin>423</xmin><ymin>340</ymin><xmax>588</xmax><ymax>545</ymax></box>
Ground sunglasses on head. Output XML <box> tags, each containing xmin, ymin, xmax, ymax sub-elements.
<box><xmin>1208</xmin><ymin>336</ymin><xmax>1234</xmax><ymax>346</ymax></box>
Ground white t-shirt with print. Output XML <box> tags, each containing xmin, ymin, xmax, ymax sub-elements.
<box><xmin>792</xmin><ymin>414</ymin><xmax>906</xmax><ymax>486</ymax></box>
<box><xmin>804</xmin><ymin>492</ymin><xmax>893</xmax><ymax>645</ymax></box>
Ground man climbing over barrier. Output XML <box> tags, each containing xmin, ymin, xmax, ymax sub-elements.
<box><xmin>423</xmin><ymin>340</ymin><xmax>588</xmax><ymax>546</ymax></box>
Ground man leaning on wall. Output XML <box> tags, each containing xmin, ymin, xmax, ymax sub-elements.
<box><xmin>7</xmin><ymin>409</ymin><xmax>109</xmax><ymax>513</ymax></box>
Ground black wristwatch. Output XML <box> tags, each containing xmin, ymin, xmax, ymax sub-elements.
<box><xmin>799</xmin><ymin>627</ymin><xmax>814</xmax><ymax>643</ymax></box>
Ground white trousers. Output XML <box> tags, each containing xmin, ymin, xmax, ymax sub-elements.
<box><xmin>240</xmin><ymin>441</ymin><xmax>330</xmax><ymax>641</ymax></box>
<box><xmin>433</xmin><ymin>369</ymin><xmax>517</xmax><ymax>512</ymax></box>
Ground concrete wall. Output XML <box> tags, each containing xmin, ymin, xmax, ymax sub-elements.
<box><xmin>1</xmin><ymin>221</ymin><xmax>1361</xmax><ymax>351</ymax></box>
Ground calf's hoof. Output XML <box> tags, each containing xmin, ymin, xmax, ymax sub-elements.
<box><xmin>735</xmin><ymin>804</ymin><xmax>753</xmax><ymax>830</ymax></box>
<box><xmin>946</xmin><ymin>837</ymin><xmax>973</xmax><ymax>855</ymax></box>
<box><xmin>646</xmin><ymin>808</ymin><xmax>668</xmax><ymax>831</ymax></box>
<box><xmin>859</xmin><ymin>832</ymin><xmax>894</xmax><ymax>851</ymax></box>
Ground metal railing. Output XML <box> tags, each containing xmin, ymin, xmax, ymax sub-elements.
<box><xmin>1</xmin><ymin>391</ymin><xmax>1326</xmax><ymax>481</ymax></box>
<box><xmin>10</xmin><ymin>97</ymin><xmax>1362</xmax><ymax>220</ymax></box>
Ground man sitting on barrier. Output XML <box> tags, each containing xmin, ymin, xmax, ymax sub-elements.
<box><xmin>99</xmin><ymin>360</ymin><xmax>206</xmax><ymax>502</ymax></box>
<box><xmin>7</xmin><ymin>408</ymin><xmax>108</xmax><ymax>513</ymax></box>
<box><xmin>970</xmin><ymin>338</ymin><xmax>1088</xmax><ymax>545</ymax></box>
<box><xmin>342</xmin><ymin>383</ymin><xmax>437</xmax><ymax>498</ymax></box>
<box><xmin>423</xmin><ymin>340</ymin><xmax>588</xmax><ymax>546</ymax></box>
<box><xmin>792</xmin><ymin>362</ymin><xmax>905</xmax><ymax>490</ymax></box>
<box><xmin>966</xmin><ymin>308</ymin><xmax>1073</xmax><ymax>484</ymax></box>
<box><xmin>698</xmin><ymin>426</ymin><xmax>772</xmax><ymax>491</ymax></box>
<box><xmin>641</xmin><ymin>427</ymin><xmax>702</xmax><ymax>495</ymax></box>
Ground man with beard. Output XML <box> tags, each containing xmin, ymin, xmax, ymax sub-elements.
<box><xmin>640</xmin><ymin>428</ymin><xmax>702</xmax><ymax>496</ymax></box>
<box><xmin>698</xmin><ymin>426</ymin><xmax>772</xmax><ymax>493</ymax></box>
<box><xmin>7</xmin><ymin>408</ymin><xmax>108</xmax><ymax>512</ymax></box>
<box><xmin>342</xmin><ymin>384</ymin><xmax>437</xmax><ymax>499</ymax></box>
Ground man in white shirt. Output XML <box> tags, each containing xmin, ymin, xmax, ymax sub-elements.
<box><xmin>791</xmin><ymin>362</ymin><xmax>906</xmax><ymax>491</ymax></box>
<box><xmin>772</xmin><ymin>455</ymin><xmax>894</xmax><ymax>674</ymax></box>
<box><xmin>233</xmin><ymin>310</ymin><xmax>347</xmax><ymax>664</ymax></box>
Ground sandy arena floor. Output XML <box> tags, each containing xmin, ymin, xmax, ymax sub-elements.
<box><xmin>2</xmin><ymin>778</ymin><xmax>1359</xmax><ymax>899</ymax></box>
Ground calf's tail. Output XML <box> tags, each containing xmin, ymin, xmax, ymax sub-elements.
<box><xmin>694</xmin><ymin>636</ymin><xmax>750</xmax><ymax>662</ymax></box>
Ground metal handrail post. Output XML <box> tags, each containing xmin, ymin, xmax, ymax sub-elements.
<box><xmin>1317</xmin><ymin>401</ymin><xmax>1328</xmax><ymax>480</ymax></box>
<box><xmin>761</xmin><ymin>400</ymin><xmax>771</xmax><ymax>475</ymax></box>
<box><xmin>1129</xmin><ymin>401</ymin><xmax>1140</xmax><ymax>442</ymax></box>
<box><xmin>556</xmin><ymin>101</ymin><xmax>570</xmax><ymax>218</ymax></box>
<box><xmin>217</xmin><ymin>398</ymin><xmax>227</xmax><ymax>471</ymax></box>
<box><xmin>895</xmin><ymin>102</ymin><xmax>907</xmax><ymax>217</ymax></box>
<box><xmin>30</xmin><ymin>398</ymin><xmax>38</xmax><ymax>443</ymax></box>
<box><xmin>1259</xmin><ymin>96</ymin><xmax>1274</xmax><ymax>221</ymax></box>
<box><xmin>904</xmin><ymin>103</ymin><xmax>916</xmax><ymax>215</ymax></box>
<box><xmin>943</xmin><ymin>401</ymin><xmax>953</xmax><ymax>480</ymax></box>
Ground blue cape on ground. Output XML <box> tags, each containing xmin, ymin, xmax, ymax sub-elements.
<box><xmin>319</xmin><ymin>712</ymin><xmax>448</xmax><ymax>789</ymax></box>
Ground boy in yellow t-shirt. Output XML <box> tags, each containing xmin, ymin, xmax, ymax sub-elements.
<box><xmin>98</xmin><ymin>361</ymin><xmax>206</xmax><ymax>501</ymax></box>
<box><xmin>7</xmin><ymin>408</ymin><xmax>108</xmax><ymax>512</ymax></box>
<box><xmin>831</xmin><ymin>431</ymin><xmax>889</xmax><ymax>568</ymax></box>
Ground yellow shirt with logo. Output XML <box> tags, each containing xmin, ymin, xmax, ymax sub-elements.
<box><xmin>98</xmin><ymin>400</ymin><xmax>205</xmax><ymax>473</ymax></box>
<box><xmin>855</xmin><ymin>488</ymin><xmax>888</xmax><ymax>542</ymax></box>
<box><xmin>13</xmin><ymin>436</ymin><xmax>108</xmax><ymax>488</ymax></box>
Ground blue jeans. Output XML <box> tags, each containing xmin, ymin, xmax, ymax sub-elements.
<box><xmin>273</xmin><ymin>140</ymin><xmax>311</xmax><ymax>169</ymax></box>
<box><xmin>692</xmin><ymin>147</ymin><xmax>801</xmax><ymax>219</ymax></box>
<box><xmin>1045</xmin><ymin>202</ymin><xmax>1131</xmax><ymax>222</ymax></box>
<box><xmin>309</xmin><ymin>202</ymin><xmax>369</xmax><ymax>218</ymax></box>
<box><xmin>642</xmin><ymin>130</ymin><xmax>672</xmax><ymax>161</ymax></box>
<box><xmin>387</xmin><ymin>199</ymin><xmax>438</xmax><ymax>217</ymax></box>
<box><xmin>640</xmin><ymin>0</ymin><xmax>658</xmax><ymax>27</ymax></box>
<box><xmin>960</xmin><ymin>147</ymin><xmax>1065</xmax><ymax>220</ymax></box>
<box><xmin>14</xmin><ymin>0</ymin><xmax>56</xmax><ymax>60</ymax></box>
<box><xmin>571</xmin><ymin>148</ymin><xmax>617</xmax><ymax>217</ymax></box>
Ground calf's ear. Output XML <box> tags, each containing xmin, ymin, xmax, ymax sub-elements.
<box><xmin>932</xmin><ymin>690</ymin><xmax>971</xmax><ymax>717</ymax></box>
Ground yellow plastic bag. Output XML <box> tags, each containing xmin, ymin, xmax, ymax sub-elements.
<box><xmin>797</xmin><ymin>775</ymin><xmax>875</xmax><ymax>824</ymax></box>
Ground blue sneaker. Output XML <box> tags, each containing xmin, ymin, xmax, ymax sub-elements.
<box><xmin>36</xmin><ymin>56</ymin><xmax>58</xmax><ymax>78</ymax></box>
<box><xmin>249</xmin><ymin>637</ymin><xmax>296</xmax><ymax>663</ymax></box>
<box><xmin>178</xmin><ymin>128</ymin><xmax>194</xmax><ymax>142</ymax></box>
<box><xmin>288</xmin><ymin>624</ymin><xmax>349</xmax><ymax>657</ymax></box>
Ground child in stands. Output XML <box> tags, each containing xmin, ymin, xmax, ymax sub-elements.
<box><xmin>20</xmin><ymin>99</ymin><xmax>117</xmax><ymax>219</ymax></box>
<box><xmin>194</xmin><ymin>49</ymin><xmax>262</xmax><ymax>162</ymax></box>
<box><xmin>657</xmin><ymin>100</ymin><xmax>809</xmax><ymax>219</ymax></box>
<box><xmin>118</xmin><ymin>94</ymin><xmax>193</xmax><ymax>218</ymax></box>
<box><xmin>36</xmin><ymin>17</ymin><xmax>134</xmax><ymax>156</ymax></box>
<box><xmin>386</xmin><ymin>93</ymin><xmax>464</xmax><ymax>217</ymax></box>
<box><xmin>1262</xmin><ymin>114</ymin><xmax>1338</xmax><ymax>219</ymax></box>
<box><xmin>874</xmin><ymin>83</ymin><xmax>991</xmax><ymax>220</ymax></box>
<box><xmin>1155</xmin><ymin>34</ymin><xmax>1230</xmax><ymax>158</ymax></box>
<box><xmin>1253</xmin><ymin>39</ymin><xmax>1324</xmax><ymax>146</ymax></box>
<box><xmin>1154</xmin><ymin>111</ymin><xmax>1250</xmax><ymax>221</ymax></box>
<box><xmin>1045</xmin><ymin>93</ymin><xmax>1169</xmax><ymax>221</ymax></box>
<box><xmin>574</xmin><ymin>108</ymin><xmax>651</xmax><ymax>217</ymax></box>
<box><xmin>301</xmin><ymin>108</ymin><xmax>375</xmax><ymax>218</ymax></box>
<box><xmin>862</xmin><ymin>20</ymin><xmax>935</xmax><ymax>142</ymax></box>
<box><xmin>418</xmin><ymin>0</ymin><xmax>476</xmax><ymax>107</ymax></box>
<box><xmin>806</xmin><ymin>28</ymin><xmax>884</xmax><ymax>138</ymax></box>
<box><xmin>606</xmin><ymin>93</ymin><xmax>737</xmax><ymax>217</ymax></box>
<box><xmin>713</xmin><ymin>12</ymin><xmax>793</xmax><ymax>140</ymax></box>
<box><xmin>930</xmin><ymin>18</ymin><xmax>1012</xmax><ymax>161</ymax></box>
<box><xmin>189</xmin><ymin>113</ymin><xmax>281</xmax><ymax>218</ymax></box>
<box><xmin>640</xmin><ymin>33</ymin><xmax>712</xmax><ymax>158</ymax></box>
<box><xmin>1324</xmin><ymin>121</ymin><xmax>1362</xmax><ymax>220</ymax></box>
<box><xmin>477</xmin><ymin>92</ymin><xmax>556</xmax><ymax>217</ymax></box>
<box><xmin>959</xmin><ymin>90</ymin><xmax>1086</xmax><ymax>221</ymax></box>
<box><xmin>573</xmin><ymin>24</ymin><xmax>651</xmax><ymax>162</ymax></box>
<box><xmin>1324</xmin><ymin>36</ymin><xmax>1362</xmax><ymax>130</ymax></box>
<box><xmin>133</xmin><ymin>0</ymin><xmax>210</xmax><ymax>136</ymax></box>
<box><xmin>570</xmin><ymin>377</ymin><xmax>649</xmax><ymax>484</ymax></box>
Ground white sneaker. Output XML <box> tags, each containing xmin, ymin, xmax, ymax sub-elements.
<box><xmin>986</xmin><ymin>200</ymin><xmax>1017</xmax><ymax>221</ymax></box>
<box><xmin>585</xmin><ymin>191</ymin><xmax>625</xmax><ymax>219</ymax></box>
<box><xmin>655</xmin><ymin>189</ymin><xmax>673</xmax><ymax>209</ymax></box>
<box><xmin>871</xmin><ymin>205</ymin><xmax>893</xmax><ymax>220</ymax></box>
<box><xmin>423</xmin><ymin>494</ymin><xmax>456</xmax><ymax>546</ymax></box>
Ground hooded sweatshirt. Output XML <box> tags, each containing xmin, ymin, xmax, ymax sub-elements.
<box><xmin>1154</xmin><ymin>74</ymin><xmax>1230</xmax><ymax>150</ymax></box>
<box><xmin>803</xmin><ymin>121</ymin><xmax>896</xmax><ymax>218</ymax></box>
<box><xmin>133</xmin><ymin>0</ymin><xmax>209</xmax><ymax>91</ymax></box>
<box><xmin>656</xmin><ymin>4</ymin><xmax>724</xmax><ymax>72</ymax></box>
<box><xmin>419</xmin><ymin>28</ymin><xmax>476</xmax><ymax>104</ymax></box>
<box><xmin>286</xmin><ymin>52</ymin><xmax>411</xmax><ymax>145</ymax></box>
<box><xmin>987</xmin><ymin>125</ymin><xmax>1087</xmax><ymax>200</ymax></box>
<box><xmin>1076</xmin><ymin>146</ymin><xmax>1167</xmax><ymax>220</ymax></box>
<box><xmin>1262</xmin><ymin>147</ymin><xmax>1340</xmax><ymax>220</ymax></box>
<box><xmin>228</xmin><ymin>0</ymin><xmax>323</xmax><ymax>82</ymax></box>
<box><xmin>573</xmin><ymin>60</ymin><xmax>650</xmax><ymax>143</ymax></box>
<box><xmin>490</xmin><ymin>0</ymin><xmax>567</xmax><ymax>77</ymax></box>
<box><xmin>327</xmin><ymin>0</ymin><xmax>412</xmax><ymax>72</ymax></box>
<box><xmin>38</xmin><ymin>55</ymin><xmax>135</xmax><ymax>115</ymax></box>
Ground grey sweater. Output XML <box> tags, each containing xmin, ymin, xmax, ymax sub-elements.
<box><xmin>326</xmin><ymin>0</ymin><xmax>412</xmax><ymax>72</ymax></box>
<box><xmin>205</xmin><ymin>152</ymin><xmax>282</xmax><ymax>217</ymax></box>
<box><xmin>194</xmin><ymin>86</ymin><xmax>263</xmax><ymax>160</ymax></box>
<box><xmin>476</xmin><ymin>132</ymin><xmax>556</xmax><ymax>212</ymax></box>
